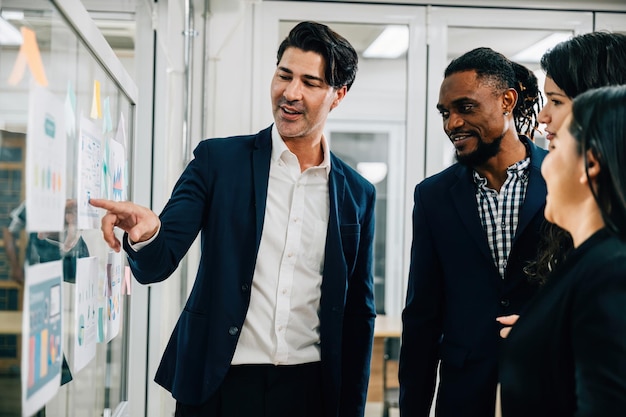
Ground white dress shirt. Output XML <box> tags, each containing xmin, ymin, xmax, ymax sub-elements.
<box><xmin>231</xmin><ymin>125</ymin><xmax>330</xmax><ymax>365</ymax></box>
<box><xmin>129</xmin><ymin>126</ymin><xmax>331</xmax><ymax>365</ymax></box>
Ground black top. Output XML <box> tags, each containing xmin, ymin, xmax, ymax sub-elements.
<box><xmin>500</xmin><ymin>228</ymin><xmax>626</xmax><ymax>416</ymax></box>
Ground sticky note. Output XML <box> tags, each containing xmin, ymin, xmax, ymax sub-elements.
<box><xmin>8</xmin><ymin>27</ymin><xmax>48</xmax><ymax>86</ymax></box>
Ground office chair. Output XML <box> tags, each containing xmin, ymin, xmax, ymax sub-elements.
<box><xmin>382</xmin><ymin>337</ymin><xmax>401</xmax><ymax>417</ymax></box>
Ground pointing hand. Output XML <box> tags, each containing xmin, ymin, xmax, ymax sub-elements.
<box><xmin>89</xmin><ymin>198</ymin><xmax>160</xmax><ymax>252</ymax></box>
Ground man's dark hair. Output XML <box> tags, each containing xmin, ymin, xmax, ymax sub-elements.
<box><xmin>277</xmin><ymin>21</ymin><xmax>358</xmax><ymax>91</ymax></box>
<box><xmin>445</xmin><ymin>47</ymin><xmax>542</xmax><ymax>139</ymax></box>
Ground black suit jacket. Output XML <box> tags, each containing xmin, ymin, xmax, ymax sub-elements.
<box><xmin>500</xmin><ymin>229</ymin><xmax>626</xmax><ymax>416</ymax></box>
<box><xmin>399</xmin><ymin>137</ymin><xmax>547</xmax><ymax>417</ymax></box>
<box><xmin>124</xmin><ymin>126</ymin><xmax>377</xmax><ymax>417</ymax></box>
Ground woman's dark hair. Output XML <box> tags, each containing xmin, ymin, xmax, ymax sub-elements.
<box><xmin>571</xmin><ymin>85</ymin><xmax>626</xmax><ymax>237</ymax></box>
<box><xmin>277</xmin><ymin>21</ymin><xmax>358</xmax><ymax>91</ymax></box>
<box><xmin>540</xmin><ymin>32</ymin><xmax>626</xmax><ymax>99</ymax></box>
<box><xmin>444</xmin><ymin>47</ymin><xmax>543</xmax><ymax>139</ymax></box>
<box><xmin>527</xmin><ymin>32</ymin><xmax>626</xmax><ymax>283</ymax></box>
<box><xmin>524</xmin><ymin>222</ymin><xmax>572</xmax><ymax>284</ymax></box>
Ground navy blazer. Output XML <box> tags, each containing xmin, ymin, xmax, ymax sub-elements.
<box><xmin>124</xmin><ymin>126</ymin><xmax>377</xmax><ymax>417</ymax></box>
<box><xmin>399</xmin><ymin>137</ymin><xmax>547</xmax><ymax>417</ymax></box>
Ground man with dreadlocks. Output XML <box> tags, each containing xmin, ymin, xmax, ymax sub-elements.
<box><xmin>399</xmin><ymin>47</ymin><xmax>545</xmax><ymax>417</ymax></box>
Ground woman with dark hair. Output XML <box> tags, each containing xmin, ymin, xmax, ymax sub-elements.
<box><xmin>528</xmin><ymin>31</ymin><xmax>626</xmax><ymax>281</ymax></box>
<box><xmin>499</xmin><ymin>85</ymin><xmax>626</xmax><ymax>416</ymax></box>
<box><xmin>497</xmin><ymin>32</ymin><xmax>626</xmax><ymax>336</ymax></box>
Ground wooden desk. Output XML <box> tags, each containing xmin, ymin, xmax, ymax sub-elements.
<box><xmin>374</xmin><ymin>315</ymin><xmax>402</xmax><ymax>338</ymax></box>
<box><xmin>368</xmin><ymin>315</ymin><xmax>402</xmax><ymax>402</ymax></box>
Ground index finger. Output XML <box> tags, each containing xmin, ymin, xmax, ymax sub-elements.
<box><xmin>496</xmin><ymin>314</ymin><xmax>520</xmax><ymax>326</ymax></box>
<box><xmin>89</xmin><ymin>198</ymin><xmax>118</xmax><ymax>211</ymax></box>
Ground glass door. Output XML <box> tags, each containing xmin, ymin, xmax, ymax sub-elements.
<box><xmin>323</xmin><ymin>121</ymin><xmax>405</xmax><ymax>316</ymax></box>
<box><xmin>596</xmin><ymin>12</ymin><xmax>626</xmax><ymax>32</ymax></box>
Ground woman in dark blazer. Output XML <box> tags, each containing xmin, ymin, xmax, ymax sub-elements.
<box><xmin>499</xmin><ymin>85</ymin><xmax>626</xmax><ymax>416</ymax></box>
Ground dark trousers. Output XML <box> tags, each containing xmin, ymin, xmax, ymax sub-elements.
<box><xmin>174</xmin><ymin>362</ymin><xmax>323</xmax><ymax>417</ymax></box>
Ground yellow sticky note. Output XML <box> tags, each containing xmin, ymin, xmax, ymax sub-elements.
<box><xmin>91</xmin><ymin>80</ymin><xmax>102</xmax><ymax>119</ymax></box>
<box><xmin>8</xmin><ymin>27</ymin><xmax>48</xmax><ymax>86</ymax></box>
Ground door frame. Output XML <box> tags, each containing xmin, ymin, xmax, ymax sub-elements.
<box><xmin>425</xmin><ymin>7</ymin><xmax>593</xmax><ymax>177</ymax></box>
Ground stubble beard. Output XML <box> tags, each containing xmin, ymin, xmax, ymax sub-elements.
<box><xmin>455</xmin><ymin>133</ymin><xmax>504</xmax><ymax>168</ymax></box>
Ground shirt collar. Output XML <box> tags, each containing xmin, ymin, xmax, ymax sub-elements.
<box><xmin>472</xmin><ymin>154</ymin><xmax>531</xmax><ymax>187</ymax></box>
<box><xmin>271</xmin><ymin>124</ymin><xmax>331</xmax><ymax>178</ymax></box>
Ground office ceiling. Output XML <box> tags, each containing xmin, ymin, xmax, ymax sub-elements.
<box><xmin>6</xmin><ymin>0</ymin><xmax>625</xmax><ymax>60</ymax></box>
<box><xmin>80</xmin><ymin>0</ymin><xmax>624</xmax><ymax>62</ymax></box>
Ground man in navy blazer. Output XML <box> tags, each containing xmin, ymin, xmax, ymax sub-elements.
<box><xmin>91</xmin><ymin>22</ymin><xmax>376</xmax><ymax>417</ymax></box>
<box><xmin>399</xmin><ymin>48</ymin><xmax>547</xmax><ymax>417</ymax></box>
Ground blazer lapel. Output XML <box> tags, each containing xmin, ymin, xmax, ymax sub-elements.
<box><xmin>514</xmin><ymin>169</ymin><xmax>546</xmax><ymax>242</ymax></box>
<box><xmin>252</xmin><ymin>127</ymin><xmax>272</xmax><ymax>246</ymax></box>
<box><xmin>328</xmin><ymin>155</ymin><xmax>346</xmax><ymax>228</ymax></box>
<box><xmin>514</xmin><ymin>140</ymin><xmax>547</xmax><ymax>243</ymax></box>
<box><xmin>322</xmin><ymin>155</ymin><xmax>348</xmax><ymax>298</ymax></box>
<box><xmin>451</xmin><ymin>165</ymin><xmax>495</xmax><ymax>266</ymax></box>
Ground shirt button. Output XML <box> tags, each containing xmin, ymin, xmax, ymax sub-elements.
<box><xmin>282</xmin><ymin>288</ymin><xmax>287</xmax><ymax>295</ymax></box>
<box><xmin>287</xmin><ymin>252</ymin><xmax>293</xmax><ymax>258</ymax></box>
<box><xmin>228</xmin><ymin>326</ymin><xmax>239</xmax><ymax>336</ymax></box>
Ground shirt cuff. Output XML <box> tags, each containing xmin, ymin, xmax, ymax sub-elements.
<box><xmin>127</xmin><ymin>226</ymin><xmax>160</xmax><ymax>251</ymax></box>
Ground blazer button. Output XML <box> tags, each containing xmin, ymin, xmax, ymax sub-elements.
<box><xmin>500</xmin><ymin>299</ymin><xmax>510</xmax><ymax>307</ymax></box>
<box><xmin>241</xmin><ymin>283</ymin><xmax>249</xmax><ymax>292</ymax></box>
<box><xmin>228</xmin><ymin>326</ymin><xmax>239</xmax><ymax>336</ymax></box>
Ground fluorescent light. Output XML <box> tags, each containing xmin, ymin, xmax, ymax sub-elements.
<box><xmin>357</xmin><ymin>162</ymin><xmax>388</xmax><ymax>184</ymax></box>
<box><xmin>363</xmin><ymin>25</ymin><xmax>408</xmax><ymax>59</ymax></box>
<box><xmin>0</xmin><ymin>15</ymin><xmax>22</xmax><ymax>46</ymax></box>
<box><xmin>511</xmin><ymin>32</ymin><xmax>572</xmax><ymax>63</ymax></box>
<box><xmin>1</xmin><ymin>10</ymin><xmax>24</xmax><ymax>20</ymax></box>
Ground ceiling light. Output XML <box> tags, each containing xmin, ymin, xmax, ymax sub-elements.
<box><xmin>363</xmin><ymin>25</ymin><xmax>408</xmax><ymax>59</ymax></box>
<box><xmin>1</xmin><ymin>10</ymin><xmax>24</xmax><ymax>20</ymax></box>
<box><xmin>357</xmin><ymin>162</ymin><xmax>388</xmax><ymax>184</ymax></box>
<box><xmin>0</xmin><ymin>14</ymin><xmax>22</xmax><ymax>46</ymax></box>
<box><xmin>511</xmin><ymin>32</ymin><xmax>572</xmax><ymax>63</ymax></box>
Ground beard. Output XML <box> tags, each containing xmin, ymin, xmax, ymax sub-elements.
<box><xmin>455</xmin><ymin>133</ymin><xmax>504</xmax><ymax>167</ymax></box>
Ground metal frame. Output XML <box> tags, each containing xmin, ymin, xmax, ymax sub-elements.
<box><xmin>51</xmin><ymin>0</ymin><xmax>138</xmax><ymax>104</ymax></box>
